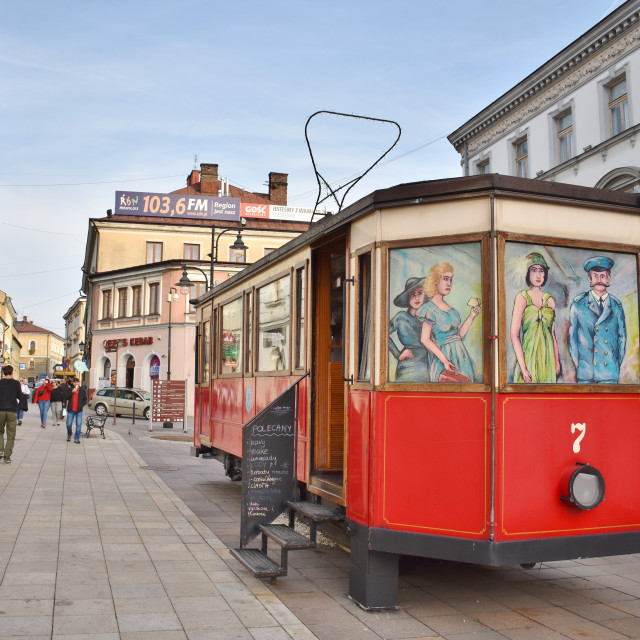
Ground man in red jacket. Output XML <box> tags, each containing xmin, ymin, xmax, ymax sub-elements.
<box><xmin>65</xmin><ymin>378</ymin><xmax>87</xmax><ymax>443</ymax></box>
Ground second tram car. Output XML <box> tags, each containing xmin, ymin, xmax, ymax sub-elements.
<box><xmin>192</xmin><ymin>174</ymin><xmax>640</xmax><ymax>609</ymax></box>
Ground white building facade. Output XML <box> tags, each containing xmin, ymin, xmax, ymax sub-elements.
<box><xmin>448</xmin><ymin>1</ymin><xmax>640</xmax><ymax>192</ymax></box>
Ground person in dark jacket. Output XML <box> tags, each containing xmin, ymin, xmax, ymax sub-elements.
<box><xmin>65</xmin><ymin>377</ymin><xmax>87</xmax><ymax>443</ymax></box>
<box><xmin>49</xmin><ymin>381</ymin><xmax>64</xmax><ymax>426</ymax></box>
<box><xmin>0</xmin><ymin>365</ymin><xmax>23</xmax><ymax>463</ymax></box>
<box><xmin>18</xmin><ymin>378</ymin><xmax>29</xmax><ymax>425</ymax></box>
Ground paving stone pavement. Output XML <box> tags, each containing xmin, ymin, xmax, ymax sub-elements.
<box><xmin>0</xmin><ymin>409</ymin><xmax>316</xmax><ymax>640</ymax></box>
<box><xmin>5</xmin><ymin>408</ymin><xmax>640</xmax><ymax>640</ymax></box>
<box><xmin>108</xmin><ymin>415</ymin><xmax>640</xmax><ymax>640</ymax></box>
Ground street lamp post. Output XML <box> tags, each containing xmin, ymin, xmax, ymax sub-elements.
<box><xmin>209</xmin><ymin>226</ymin><xmax>248</xmax><ymax>290</ymax></box>
<box><xmin>176</xmin><ymin>226</ymin><xmax>248</xmax><ymax>294</ymax></box>
<box><xmin>167</xmin><ymin>287</ymin><xmax>178</xmax><ymax>381</ymax></box>
<box><xmin>176</xmin><ymin>266</ymin><xmax>210</xmax><ymax>294</ymax></box>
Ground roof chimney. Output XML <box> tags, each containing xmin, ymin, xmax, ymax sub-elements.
<box><xmin>200</xmin><ymin>163</ymin><xmax>220</xmax><ymax>195</ymax></box>
<box><xmin>269</xmin><ymin>172</ymin><xmax>288</xmax><ymax>206</ymax></box>
<box><xmin>187</xmin><ymin>169</ymin><xmax>199</xmax><ymax>187</ymax></box>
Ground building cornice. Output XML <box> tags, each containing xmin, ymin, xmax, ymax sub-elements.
<box><xmin>448</xmin><ymin>1</ymin><xmax>640</xmax><ymax>153</ymax></box>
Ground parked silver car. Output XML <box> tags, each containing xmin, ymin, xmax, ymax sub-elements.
<box><xmin>88</xmin><ymin>387</ymin><xmax>151</xmax><ymax>419</ymax></box>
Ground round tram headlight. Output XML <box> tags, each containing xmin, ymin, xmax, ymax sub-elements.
<box><xmin>560</xmin><ymin>463</ymin><xmax>605</xmax><ymax>510</ymax></box>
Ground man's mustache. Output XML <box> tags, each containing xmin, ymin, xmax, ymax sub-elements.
<box><xmin>590</xmin><ymin>282</ymin><xmax>610</xmax><ymax>288</ymax></box>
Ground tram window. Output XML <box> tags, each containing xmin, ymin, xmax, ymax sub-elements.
<box><xmin>257</xmin><ymin>276</ymin><xmax>290</xmax><ymax>372</ymax></box>
<box><xmin>388</xmin><ymin>242</ymin><xmax>483</xmax><ymax>384</ymax></box>
<box><xmin>201</xmin><ymin>320</ymin><xmax>210</xmax><ymax>383</ymax></box>
<box><xmin>357</xmin><ymin>254</ymin><xmax>372</xmax><ymax>381</ymax></box>
<box><xmin>295</xmin><ymin>267</ymin><xmax>306</xmax><ymax>370</ymax></box>
<box><xmin>221</xmin><ymin>298</ymin><xmax>243</xmax><ymax>374</ymax></box>
<box><xmin>244</xmin><ymin>291</ymin><xmax>253</xmax><ymax>374</ymax></box>
<box><xmin>504</xmin><ymin>241</ymin><xmax>640</xmax><ymax>386</ymax></box>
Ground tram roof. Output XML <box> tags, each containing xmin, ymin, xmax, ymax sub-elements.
<box><xmin>194</xmin><ymin>174</ymin><xmax>640</xmax><ymax>306</ymax></box>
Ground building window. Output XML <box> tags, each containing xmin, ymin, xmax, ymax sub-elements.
<box><xmin>118</xmin><ymin>288</ymin><xmax>128</xmax><ymax>318</ymax></box>
<box><xmin>132</xmin><ymin>286</ymin><xmax>142</xmax><ymax>316</ymax></box>
<box><xmin>184</xmin><ymin>244</ymin><xmax>200</xmax><ymax>260</ymax></box>
<box><xmin>514</xmin><ymin>137</ymin><xmax>528</xmax><ymax>178</ymax></box>
<box><xmin>148</xmin><ymin>283</ymin><xmax>159</xmax><ymax>315</ymax></box>
<box><xmin>556</xmin><ymin>111</ymin><xmax>574</xmax><ymax>163</ymax></box>
<box><xmin>476</xmin><ymin>159</ymin><xmax>490</xmax><ymax>175</ymax></box>
<box><xmin>102</xmin><ymin>290</ymin><xmax>112</xmax><ymax>319</ymax></box>
<box><xmin>609</xmin><ymin>77</ymin><xmax>629</xmax><ymax>136</ymax></box>
<box><xmin>146</xmin><ymin>242</ymin><xmax>163</xmax><ymax>264</ymax></box>
<box><xmin>189</xmin><ymin>283</ymin><xmax>207</xmax><ymax>308</ymax></box>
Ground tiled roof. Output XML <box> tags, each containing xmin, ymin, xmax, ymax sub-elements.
<box><xmin>15</xmin><ymin>322</ymin><xmax>52</xmax><ymax>334</ymax></box>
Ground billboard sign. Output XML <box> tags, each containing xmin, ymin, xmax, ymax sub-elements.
<box><xmin>241</xmin><ymin>203</ymin><xmax>326</xmax><ymax>223</ymax></box>
<box><xmin>115</xmin><ymin>191</ymin><xmax>240</xmax><ymax>222</ymax></box>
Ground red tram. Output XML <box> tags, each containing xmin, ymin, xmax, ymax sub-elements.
<box><xmin>192</xmin><ymin>174</ymin><xmax>640</xmax><ymax>609</ymax></box>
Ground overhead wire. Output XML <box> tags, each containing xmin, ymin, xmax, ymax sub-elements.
<box><xmin>288</xmin><ymin>128</ymin><xmax>452</xmax><ymax>203</ymax></box>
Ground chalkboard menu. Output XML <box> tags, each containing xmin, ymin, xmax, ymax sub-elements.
<box><xmin>240</xmin><ymin>385</ymin><xmax>296</xmax><ymax>546</ymax></box>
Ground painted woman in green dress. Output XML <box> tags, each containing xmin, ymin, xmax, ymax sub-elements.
<box><xmin>510</xmin><ymin>252</ymin><xmax>561</xmax><ymax>383</ymax></box>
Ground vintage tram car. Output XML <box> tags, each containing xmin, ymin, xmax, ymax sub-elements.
<box><xmin>192</xmin><ymin>174</ymin><xmax>640</xmax><ymax>609</ymax></box>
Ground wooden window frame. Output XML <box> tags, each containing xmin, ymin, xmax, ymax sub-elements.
<box><xmin>353</xmin><ymin>246</ymin><xmax>374</xmax><ymax>389</ymax></box>
<box><xmin>148</xmin><ymin>283</ymin><xmax>160</xmax><ymax>315</ymax></box>
<box><xmin>293</xmin><ymin>262</ymin><xmax>308</xmax><ymax>371</ymax></box>
<box><xmin>514</xmin><ymin>137</ymin><xmax>528</xmax><ymax>178</ymax></box>
<box><xmin>218</xmin><ymin>295</ymin><xmax>244</xmax><ymax>378</ymax></box>
<box><xmin>498</xmin><ymin>231</ymin><xmax>640</xmax><ymax>394</ymax></box>
<box><xmin>608</xmin><ymin>77</ymin><xmax>629</xmax><ymax>136</ymax></box>
<box><xmin>146</xmin><ymin>242</ymin><xmax>163</xmax><ymax>264</ymax></box>
<box><xmin>117</xmin><ymin>287</ymin><xmax>128</xmax><ymax>318</ymax></box>
<box><xmin>101</xmin><ymin>289</ymin><xmax>112</xmax><ymax>320</ymax></box>
<box><xmin>253</xmin><ymin>269</ymin><xmax>292</xmax><ymax>377</ymax></box>
<box><xmin>183</xmin><ymin>243</ymin><xmax>200</xmax><ymax>260</ymax></box>
<box><xmin>131</xmin><ymin>285</ymin><xmax>142</xmax><ymax>317</ymax></box>
<box><xmin>381</xmin><ymin>233</ymin><xmax>491</xmax><ymax>393</ymax></box>
<box><xmin>556</xmin><ymin>111</ymin><xmax>574</xmax><ymax>164</ymax></box>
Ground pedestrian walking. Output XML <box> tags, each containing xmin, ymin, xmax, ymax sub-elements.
<box><xmin>0</xmin><ymin>365</ymin><xmax>24</xmax><ymax>464</ymax></box>
<box><xmin>65</xmin><ymin>377</ymin><xmax>87</xmax><ymax>443</ymax></box>
<box><xmin>18</xmin><ymin>378</ymin><xmax>29</xmax><ymax>425</ymax></box>
<box><xmin>33</xmin><ymin>377</ymin><xmax>52</xmax><ymax>428</ymax></box>
<box><xmin>49</xmin><ymin>380</ymin><xmax>64</xmax><ymax>425</ymax></box>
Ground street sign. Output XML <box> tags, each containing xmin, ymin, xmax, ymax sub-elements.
<box><xmin>151</xmin><ymin>380</ymin><xmax>187</xmax><ymax>424</ymax></box>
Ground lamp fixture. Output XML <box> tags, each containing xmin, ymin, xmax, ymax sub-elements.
<box><xmin>560</xmin><ymin>462</ymin><xmax>605</xmax><ymax>510</ymax></box>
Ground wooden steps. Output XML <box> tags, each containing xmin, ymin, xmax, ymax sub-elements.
<box><xmin>231</xmin><ymin>500</ymin><xmax>343</xmax><ymax>581</ymax></box>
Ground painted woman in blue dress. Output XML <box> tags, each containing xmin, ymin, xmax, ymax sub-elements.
<box><xmin>388</xmin><ymin>277</ymin><xmax>431</xmax><ymax>382</ymax></box>
<box><xmin>420</xmin><ymin>262</ymin><xmax>481</xmax><ymax>382</ymax></box>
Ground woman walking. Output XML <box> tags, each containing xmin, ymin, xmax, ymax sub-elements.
<box><xmin>49</xmin><ymin>381</ymin><xmax>64</xmax><ymax>425</ymax></box>
<box><xmin>33</xmin><ymin>378</ymin><xmax>52</xmax><ymax>428</ymax></box>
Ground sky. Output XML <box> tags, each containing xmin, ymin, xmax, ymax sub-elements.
<box><xmin>0</xmin><ymin>0</ymin><xmax>627</xmax><ymax>336</ymax></box>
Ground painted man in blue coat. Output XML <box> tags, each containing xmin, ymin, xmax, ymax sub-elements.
<box><xmin>569</xmin><ymin>256</ymin><xmax>626</xmax><ymax>384</ymax></box>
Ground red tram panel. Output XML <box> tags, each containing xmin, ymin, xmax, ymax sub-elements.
<box><xmin>498</xmin><ymin>394</ymin><xmax>640</xmax><ymax>540</ymax></box>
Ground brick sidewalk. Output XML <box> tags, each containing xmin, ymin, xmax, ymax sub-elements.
<box><xmin>0</xmin><ymin>410</ymin><xmax>317</xmax><ymax>640</ymax></box>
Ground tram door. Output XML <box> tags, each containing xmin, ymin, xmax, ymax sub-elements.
<box><xmin>311</xmin><ymin>237</ymin><xmax>346</xmax><ymax>498</ymax></box>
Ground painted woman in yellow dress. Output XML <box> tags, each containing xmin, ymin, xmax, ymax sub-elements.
<box><xmin>510</xmin><ymin>252</ymin><xmax>561</xmax><ymax>383</ymax></box>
